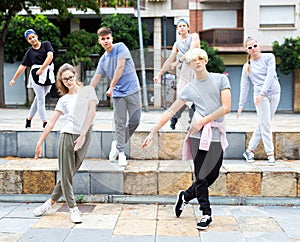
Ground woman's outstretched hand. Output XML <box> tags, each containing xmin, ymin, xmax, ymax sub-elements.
<box><xmin>141</xmin><ymin>133</ymin><xmax>153</xmax><ymax>148</ymax></box>
<box><xmin>34</xmin><ymin>144</ymin><xmax>42</xmax><ymax>159</ymax></box>
<box><xmin>236</xmin><ymin>108</ymin><xmax>243</xmax><ymax>119</ymax></box>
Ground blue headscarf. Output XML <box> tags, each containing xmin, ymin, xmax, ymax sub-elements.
<box><xmin>24</xmin><ymin>29</ymin><xmax>37</xmax><ymax>39</ymax></box>
<box><xmin>176</xmin><ymin>19</ymin><xmax>189</xmax><ymax>27</ymax></box>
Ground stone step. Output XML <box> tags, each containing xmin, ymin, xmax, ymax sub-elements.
<box><xmin>1</xmin><ymin>130</ymin><xmax>299</xmax><ymax>160</ymax></box>
<box><xmin>0</xmin><ymin>158</ymin><xmax>299</xmax><ymax>198</ymax></box>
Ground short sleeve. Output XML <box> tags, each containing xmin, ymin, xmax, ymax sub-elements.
<box><xmin>220</xmin><ymin>74</ymin><xmax>231</xmax><ymax>90</ymax></box>
<box><xmin>55</xmin><ymin>98</ymin><xmax>66</xmax><ymax>114</ymax></box>
<box><xmin>117</xmin><ymin>43</ymin><xmax>131</xmax><ymax>60</ymax></box>
<box><xmin>86</xmin><ymin>86</ymin><xmax>99</xmax><ymax>103</ymax></box>
<box><xmin>43</xmin><ymin>41</ymin><xmax>54</xmax><ymax>53</ymax></box>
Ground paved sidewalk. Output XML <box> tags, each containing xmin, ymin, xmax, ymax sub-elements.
<box><xmin>0</xmin><ymin>202</ymin><xmax>300</xmax><ymax>242</ymax></box>
<box><xmin>1</xmin><ymin>109</ymin><xmax>299</xmax><ymax>241</ymax></box>
<box><xmin>1</xmin><ymin>108</ymin><xmax>300</xmax><ymax>132</ymax></box>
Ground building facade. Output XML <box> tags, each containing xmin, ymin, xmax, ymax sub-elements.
<box><xmin>5</xmin><ymin>0</ymin><xmax>300</xmax><ymax>111</ymax></box>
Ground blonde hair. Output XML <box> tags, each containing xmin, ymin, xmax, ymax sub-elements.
<box><xmin>185</xmin><ymin>48</ymin><xmax>208</xmax><ymax>63</ymax></box>
<box><xmin>245</xmin><ymin>36</ymin><xmax>257</xmax><ymax>74</ymax></box>
<box><xmin>56</xmin><ymin>63</ymin><xmax>82</xmax><ymax>96</ymax></box>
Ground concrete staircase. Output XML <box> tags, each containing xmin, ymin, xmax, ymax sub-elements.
<box><xmin>0</xmin><ymin>129</ymin><xmax>300</xmax><ymax>204</ymax></box>
<box><xmin>0</xmin><ymin>109</ymin><xmax>299</xmax><ymax>204</ymax></box>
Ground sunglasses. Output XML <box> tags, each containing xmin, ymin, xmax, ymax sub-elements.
<box><xmin>247</xmin><ymin>44</ymin><xmax>258</xmax><ymax>50</ymax></box>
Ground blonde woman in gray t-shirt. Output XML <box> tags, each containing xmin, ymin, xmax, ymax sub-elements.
<box><xmin>143</xmin><ymin>48</ymin><xmax>231</xmax><ymax>230</ymax></box>
<box><xmin>237</xmin><ymin>37</ymin><xmax>281</xmax><ymax>165</ymax></box>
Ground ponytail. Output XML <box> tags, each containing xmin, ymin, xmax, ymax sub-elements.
<box><xmin>246</xmin><ymin>54</ymin><xmax>251</xmax><ymax>74</ymax></box>
<box><xmin>245</xmin><ymin>36</ymin><xmax>256</xmax><ymax>74</ymax></box>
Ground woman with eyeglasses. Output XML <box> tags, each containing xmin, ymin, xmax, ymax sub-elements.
<box><xmin>33</xmin><ymin>63</ymin><xmax>99</xmax><ymax>224</ymax></box>
<box><xmin>237</xmin><ymin>37</ymin><xmax>281</xmax><ymax>165</ymax></box>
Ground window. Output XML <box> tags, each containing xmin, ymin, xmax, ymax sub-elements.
<box><xmin>260</xmin><ymin>5</ymin><xmax>295</xmax><ymax>28</ymax></box>
<box><xmin>202</xmin><ymin>10</ymin><xmax>237</xmax><ymax>30</ymax></box>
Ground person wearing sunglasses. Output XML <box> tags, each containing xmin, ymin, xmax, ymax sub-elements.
<box><xmin>237</xmin><ymin>37</ymin><xmax>281</xmax><ymax>165</ymax></box>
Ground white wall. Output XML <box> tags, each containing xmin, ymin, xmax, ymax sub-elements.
<box><xmin>4</xmin><ymin>62</ymin><xmax>26</xmax><ymax>105</ymax></box>
<box><xmin>244</xmin><ymin>0</ymin><xmax>300</xmax><ymax>46</ymax></box>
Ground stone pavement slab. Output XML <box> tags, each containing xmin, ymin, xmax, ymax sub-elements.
<box><xmin>0</xmin><ymin>108</ymin><xmax>299</xmax><ymax>132</ymax></box>
<box><xmin>0</xmin><ymin>202</ymin><xmax>300</xmax><ymax>241</ymax></box>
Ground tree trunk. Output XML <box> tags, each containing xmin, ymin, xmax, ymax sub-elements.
<box><xmin>0</xmin><ymin>42</ymin><xmax>5</xmax><ymax>107</ymax></box>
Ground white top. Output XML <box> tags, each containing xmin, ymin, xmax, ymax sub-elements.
<box><xmin>55</xmin><ymin>86</ymin><xmax>99</xmax><ymax>134</ymax></box>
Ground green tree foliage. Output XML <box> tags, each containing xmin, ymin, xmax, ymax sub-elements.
<box><xmin>99</xmin><ymin>14</ymin><xmax>150</xmax><ymax>52</ymax></box>
<box><xmin>273</xmin><ymin>37</ymin><xmax>300</xmax><ymax>75</ymax></box>
<box><xmin>56</xmin><ymin>30</ymin><xmax>101</xmax><ymax>68</ymax></box>
<box><xmin>0</xmin><ymin>0</ymin><xmax>110</xmax><ymax>107</ymax></box>
<box><xmin>200</xmin><ymin>40</ymin><xmax>225</xmax><ymax>74</ymax></box>
<box><xmin>4</xmin><ymin>14</ymin><xmax>62</xmax><ymax>63</ymax></box>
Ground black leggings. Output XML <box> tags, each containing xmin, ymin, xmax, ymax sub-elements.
<box><xmin>184</xmin><ymin>138</ymin><xmax>223</xmax><ymax>216</ymax></box>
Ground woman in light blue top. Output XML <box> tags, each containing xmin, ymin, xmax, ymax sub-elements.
<box><xmin>237</xmin><ymin>37</ymin><xmax>281</xmax><ymax>165</ymax></box>
<box><xmin>153</xmin><ymin>18</ymin><xmax>200</xmax><ymax>130</ymax></box>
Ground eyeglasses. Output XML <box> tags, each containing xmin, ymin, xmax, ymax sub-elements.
<box><xmin>62</xmin><ymin>75</ymin><xmax>75</xmax><ymax>82</ymax></box>
<box><xmin>247</xmin><ymin>44</ymin><xmax>258</xmax><ymax>50</ymax></box>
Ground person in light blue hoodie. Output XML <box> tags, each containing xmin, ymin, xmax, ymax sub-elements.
<box><xmin>237</xmin><ymin>36</ymin><xmax>281</xmax><ymax>165</ymax></box>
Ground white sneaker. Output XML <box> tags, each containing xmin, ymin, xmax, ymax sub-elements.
<box><xmin>33</xmin><ymin>199</ymin><xmax>53</xmax><ymax>217</ymax></box>
<box><xmin>267</xmin><ymin>156</ymin><xmax>276</xmax><ymax>165</ymax></box>
<box><xmin>109</xmin><ymin>140</ymin><xmax>119</xmax><ymax>161</ymax></box>
<box><xmin>70</xmin><ymin>206</ymin><xmax>82</xmax><ymax>224</ymax></box>
<box><xmin>118</xmin><ymin>152</ymin><xmax>127</xmax><ymax>166</ymax></box>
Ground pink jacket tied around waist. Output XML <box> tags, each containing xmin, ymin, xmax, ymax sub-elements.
<box><xmin>182</xmin><ymin>113</ymin><xmax>228</xmax><ymax>160</ymax></box>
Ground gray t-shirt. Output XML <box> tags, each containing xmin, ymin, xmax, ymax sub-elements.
<box><xmin>95</xmin><ymin>42</ymin><xmax>140</xmax><ymax>98</ymax></box>
<box><xmin>180</xmin><ymin>73</ymin><xmax>231</xmax><ymax>141</ymax></box>
<box><xmin>175</xmin><ymin>34</ymin><xmax>192</xmax><ymax>62</ymax></box>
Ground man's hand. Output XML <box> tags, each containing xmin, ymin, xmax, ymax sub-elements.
<box><xmin>106</xmin><ymin>87</ymin><xmax>113</xmax><ymax>97</ymax></box>
<box><xmin>9</xmin><ymin>80</ymin><xmax>15</xmax><ymax>87</ymax></box>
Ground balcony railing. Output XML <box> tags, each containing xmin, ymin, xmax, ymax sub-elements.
<box><xmin>199</xmin><ymin>28</ymin><xmax>244</xmax><ymax>46</ymax></box>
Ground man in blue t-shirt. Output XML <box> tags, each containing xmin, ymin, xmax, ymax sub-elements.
<box><xmin>91</xmin><ymin>27</ymin><xmax>142</xmax><ymax>166</ymax></box>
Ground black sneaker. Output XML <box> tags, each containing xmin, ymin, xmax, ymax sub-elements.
<box><xmin>170</xmin><ymin>117</ymin><xmax>178</xmax><ymax>130</ymax></box>
<box><xmin>174</xmin><ymin>190</ymin><xmax>188</xmax><ymax>217</ymax></box>
<box><xmin>196</xmin><ymin>215</ymin><xmax>212</xmax><ymax>230</ymax></box>
<box><xmin>43</xmin><ymin>122</ymin><xmax>47</xmax><ymax>128</ymax></box>
<box><xmin>25</xmin><ymin>118</ymin><xmax>31</xmax><ymax>128</ymax></box>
